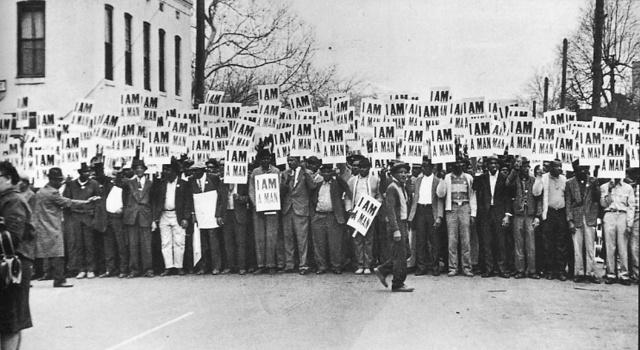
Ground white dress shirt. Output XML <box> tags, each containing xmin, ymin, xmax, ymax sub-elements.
<box><xmin>418</xmin><ymin>174</ymin><xmax>434</xmax><ymax>205</ymax></box>
<box><xmin>293</xmin><ymin>167</ymin><xmax>301</xmax><ymax>188</ymax></box>
<box><xmin>489</xmin><ymin>172</ymin><xmax>498</xmax><ymax>206</ymax></box>
<box><xmin>164</xmin><ymin>179</ymin><xmax>177</xmax><ymax>210</ymax></box>
<box><xmin>137</xmin><ymin>175</ymin><xmax>146</xmax><ymax>189</ymax></box>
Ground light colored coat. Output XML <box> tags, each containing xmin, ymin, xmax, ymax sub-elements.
<box><xmin>345</xmin><ymin>174</ymin><xmax>381</xmax><ymax>211</ymax></box>
<box><xmin>436</xmin><ymin>172</ymin><xmax>477</xmax><ymax>217</ymax></box>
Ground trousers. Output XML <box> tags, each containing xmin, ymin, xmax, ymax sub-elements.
<box><xmin>283</xmin><ymin>211</ymin><xmax>310</xmax><ymax>269</ymax></box>
<box><xmin>630</xmin><ymin>213</ymin><xmax>639</xmax><ymax>280</ymax></box>
<box><xmin>224</xmin><ymin>210</ymin><xmax>248</xmax><ymax>270</ymax></box>
<box><xmin>603</xmin><ymin>212</ymin><xmax>629</xmax><ymax>279</ymax></box>
<box><xmin>159</xmin><ymin>211</ymin><xmax>186</xmax><ymax>269</ymax></box>
<box><xmin>542</xmin><ymin>208</ymin><xmax>569</xmax><ymax>275</ymax></box>
<box><xmin>481</xmin><ymin>207</ymin><xmax>507</xmax><ymax>273</ymax></box>
<box><xmin>311</xmin><ymin>212</ymin><xmax>342</xmax><ymax>271</ymax></box>
<box><xmin>572</xmin><ymin>217</ymin><xmax>597</xmax><ymax>277</ymax></box>
<box><xmin>513</xmin><ymin>215</ymin><xmax>536</xmax><ymax>274</ymax></box>
<box><xmin>67</xmin><ymin>214</ymin><xmax>95</xmax><ymax>273</ymax></box>
<box><xmin>353</xmin><ymin>224</ymin><xmax>373</xmax><ymax>269</ymax></box>
<box><xmin>377</xmin><ymin>220</ymin><xmax>409</xmax><ymax>289</ymax></box>
<box><xmin>413</xmin><ymin>204</ymin><xmax>438</xmax><ymax>273</ymax></box>
<box><xmin>446</xmin><ymin>202</ymin><xmax>472</xmax><ymax>273</ymax></box>
<box><xmin>254</xmin><ymin>213</ymin><xmax>279</xmax><ymax>268</ymax></box>
<box><xmin>127</xmin><ymin>225</ymin><xmax>153</xmax><ymax>275</ymax></box>
<box><xmin>103</xmin><ymin>214</ymin><xmax>127</xmax><ymax>273</ymax></box>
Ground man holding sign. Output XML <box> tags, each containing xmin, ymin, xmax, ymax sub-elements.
<box><xmin>374</xmin><ymin>162</ymin><xmax>414</xmax><ymax>292</ymax></box>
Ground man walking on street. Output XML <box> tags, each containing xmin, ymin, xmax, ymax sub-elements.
<box><xmin>565</xmin><ymin>160</ymin><xmax>601</xmax><ymax>283</ymax></box>
<box><xmin>374</xmin><ymin>162</ymin><xmax>414</xmax><ymax>292</ymax></box>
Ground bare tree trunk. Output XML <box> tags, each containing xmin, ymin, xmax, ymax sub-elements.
<box><xmin>560</xmin><ymin>38</ymin><xmax>568</xmax><ymax>108</ymax></box>
<box><xmin>543</xmin><ymin>77</ymin><xmax>549</xmax><ymax>112</ymax></box>
<box><xmin>194</xmin><ymin>0</ymin><xmax>205</xmax><ymax>107</ymax></box>
<box><xmin>592</xmin><ymin>0</ymin><xmax>605</xmax><ymax>117</ymax></box>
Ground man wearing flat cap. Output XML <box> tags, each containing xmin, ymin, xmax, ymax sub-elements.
<box><xmin>122</xmin><ymin>159</ymin><xmax>155</xmax><ymax>278</ymax></box>
<box><xmin>63</xmin><ymin>162</ymin><xmax>101</xmax><ymax>279</ymax></box>
<box><xmin>436</xmin><ymin>157</ymin><xmax>477</xmax><ymax>277</ymax></box>
<box><xmin>374</xmin><ymin>161</ymin><xmax>414</xmax><ymax>292</ymax></box>
<box><xmin>188</xmin><ymin>161</ymin><xmax>227</xmax><ymax>275</ymax></box>
<box><xmin>565</xmin><ymin>159</ymin><xmax>601</xmax><ymax>283</ymax></box>
<box><xmin>153</xmin><ymin>162</ymin><xmax>192</xmax><ymax>276</ymax></box>
<box><xmin>33</xmin><ymin>167</ymin><xmax>100</xmax><ymax>287</ymax></box>
<box><xmin>506</xmin><ymin>157</ymin><xmax>541</xmax><ymax>279</ymax></box>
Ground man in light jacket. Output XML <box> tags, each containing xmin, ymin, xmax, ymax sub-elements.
<box><xmin>436</xmin><ymin>157</ymin><xmax>477</xmax><ymax>277</ymax></box>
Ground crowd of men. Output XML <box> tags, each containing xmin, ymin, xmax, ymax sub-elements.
<box><xmin>16</xmin><ymin>149</ymin><xmax>640</xmax><ymax>291</ymax></box>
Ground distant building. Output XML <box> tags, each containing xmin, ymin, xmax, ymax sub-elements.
<box><xmin>0</xmin><ymin>0</ymin><xmax>193</xmax><ymax>119</ymax></box>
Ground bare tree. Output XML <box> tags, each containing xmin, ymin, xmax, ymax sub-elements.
<box><xmin>565</xmin><ymin>0</ymin><xmax>640</xmax><ymax>112</ymax></box>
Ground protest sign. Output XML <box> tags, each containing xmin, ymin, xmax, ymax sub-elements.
<box><xmin>508</xmin><ymin>116</ymin><xmax>534</xmax><ymax>157</ymax></box>
<box><xmin>545</xmin><ymin>109</ymin><xmax>572</xmax><ymax>134</ymax></box>
<box><xmin>36</xmin><ymin>112</ymin><xmax>59</xmax><ymax>149</ymax></box>
<box><xmin>449</xmin><ymin>98</ymin><xmax>483</xmax><ymax>142</ymax></box>
<box><xmin>224</xmin><ymin>147</ymin><xmax>249</xmax><ymax>184</ymax></box>
<box><xmin>199</xmin><ymin>103</ymin><xmax>219</xmax><ymax>125</ymax></box>
<box><xmin>429</xmin><ymin>87</ymin><xmax>451</xmax><ymax>102</ymax></box>
<box><xmin>360</xmin><ymin>98</ymin><xmax>384</xmax><ymax>138</ymax></box>
<box><xmin>530</xmin><ymin>120</ymin><xmax>556</xmax><ymax>164</ymax></box>
<box><xmin>404</xmin><ymin>101</ymin><xmax>423</xmax><ymax>128</ymax></box>
<box><xmin>274</xmin><ymin>122</ymin><xmax>293</xmax><ymax>166</ymax></box>
<box><xmin>112</xmin><ymin>120</ymin><xmax>140</xmax><ymax>158</ymax></box>
<box><xmin>419</xmin><ymin>101</ymin><xmax>447</xmax><ymax>128</ymax></box>
<box><xmin>599</xmin><ymin>139</ymin><xmax>626</xmax><ymax>179</ymax></box>
<box><xmin>371</xmin><ymin>122</ymin><xmax>396</xmax><ymax>168</ymax></box>
<box><xmin>576</xmin><ymin>127</ymin><xmax>602</xmax><ymax>167</ymax></box>
<box><xmin>219</xmin><ymin>103</ymin><xmax>241</xmax><ymax>129</ymax></box>
<box><xmin>228</xmin><ymin>117</ymin><xmax>256</xmax><ymax>148</ymax></box>
<box><xmin>254</xmin><ymin>173</ymin><xmax>281</xmax><ymax>212</ymax></box>
<box><xmin>555</xmin><ymin>133</ymin><xmax>575</xmax><ymax>172</ymax></box>
<box><xmin>141</xmin><ymin>95</ymin><xmax>158</xmax><ymax>127</ymax></box>
<box><xmin>320</xmin><ymin>124</ymin><xmax>346</xmax><ymax>164</ymax></box>
<box><xmin>257</xmin><ymin>84</ymin><xmax>279</xmax><ymax>102</ymax></box>
<box><xmin>467</xmin><ymin>116</ymin><xmax>493</xmax><ymax>158</ymax></box>
<box><xmin>400</xmin><ymin>126</ymin><xmax>426</xmax><ymax>164</ymax></box>
<box><xmin>288</xmin><ymin>91</ymin><xmax>312</xmax><ymax>112</ymax></box>
<box><xmin>386</xmin><ymin>100</ymin><xmax>406</xmax><ymax>132</ymax></box>
<box><xmin>146</xmin><ymin>127</ymin><xmax>171</xmax><ymax>167</ymax></box>
<box><xmin>120</xmin><ymin>92</ymin><xmax>141</xmax><ymax>119</ymax></box>
<box><xmin>205</xmin><ymin>90</ymin><xmax>224</xmax><ymax>104</ymax></box>
<box><xmin>626</xmin><ymin>124</ymin><xmax>639</xmax><ymax>168</ymax></box>
<box><xmin>430</xmin><ymin>124</ymin><xmax>456</xmax><ymax>164</ymax></box>
<box><xmin>347</xmin><ymin>194</ymin><xmax>382</xmax><ymax>236</ymax></box>
<box><xmin>210</xmin><ymin>121</ymin><xmax>229</xmax><ymax>159</ymax></box>
<box><xmin>193</xmin><ymin>191</ymin><xmax>219</xmax><ymax>229</ymax></box>
<box><xmin>190</xmin><ymin>136</ymin><xmax>214</xmax><ymax>163</ymax></box>
<box><xmin>290</xmin><ymin>119</ymin><xmax>314</xmax><ymax>157</ymax></box>
<box><xmin>256</xmin><ymin>100</ymin><xmax>280</xmax><ymax>137</ymax></box>
<box><xmin>16</xmin><ymin>97</ymin><xmax>29</xmax><ymax>129</ymax></box>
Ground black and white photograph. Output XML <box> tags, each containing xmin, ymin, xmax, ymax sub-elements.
<box><xmin>0</xmin><ymin>0</ymin><xmax>638</xmax><ymax>349</ymax></box>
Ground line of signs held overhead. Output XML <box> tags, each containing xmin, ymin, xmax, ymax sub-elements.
<box><xmin>1</xmin><ymin>85</ymin><xmax>638</xmax><ymax>188</ymax></box>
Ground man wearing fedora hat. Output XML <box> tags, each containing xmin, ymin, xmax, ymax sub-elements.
<box><xmin>374</xmin><ymin>161</ymin><xmax>414</xmax><ymax>292</ymax></box>
<box><xmin>122</xmin><ymin>158</ymin><xmax>155</xmax><ymax>278</ymax></box>
<box><xmin>62</xmin><ymin>162</ymin><xmax>101</xmax><ymax>279</ymax></box>
<box><xmin>32</xmin><ymin>167</ymin><xmax>100</xmax><ymax>288</ymax></box>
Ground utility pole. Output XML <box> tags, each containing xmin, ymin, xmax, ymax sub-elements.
<box><xmin>592</xmin><ymin>0</ymin><xmax>604</xmax><ymax>117</ymax></box>
<box><xmin>194</xmin><ymin>0</ymin><xmax>205</xmax><ymax>107</ymax></box>
<box><xmin>543</xmin><ymin>77</ymin><xmax>549</xmax><ymax>112</ymax></box>
<box><xmin>532</xmin><ymin>100</ymin><xmax>537</xmax><ymax>117</ymax></box>
<box><xmin>560</xmin><ymin>38</ymin><xmax>568</xmax><ymax>108</ymax></box>
<box><xmin>607</xmin><ymin>54</ymin><xmax>616</xmax><ymax>118</ymax></box>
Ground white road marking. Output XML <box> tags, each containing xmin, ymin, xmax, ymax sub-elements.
<box><xmin>105</xmin><ymin>311</ymin><xmax>194</xmax><ymax>350</ymax></box>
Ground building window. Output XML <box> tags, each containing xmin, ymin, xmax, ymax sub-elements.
<box><xmin>174</xmin><ymin>35</ymin><xmax>181</xmax><ymax>96</ymax></box>
<box><xmin>124</xmin><ymin>13</ymin><xmax>132</xmax><ymax>86</ymax></box>
<box><xmin>158</xmin><ymin>29</ymin><xmax>165</xmax><ymax>92</ymax></box>
<box><xmin>17</xmin><ymin>1</ymin><xmax>45</xmax><ymax>77</ymax></box>
<box><xmin>143</xmin><ymin>21</ymin><xmax>150</xmax><ymax>91</ymax></box>
<box><xmin>104</xmin><ymin>5</ymin><xmax>113</xmax><ymax>80</ymax></box>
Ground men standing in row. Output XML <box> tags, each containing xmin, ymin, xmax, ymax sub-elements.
<box><xmin>533</xmin><ymin>159</ymin><xmax>569</xmax><ymax>281</ymax></box>
<box><xmin>311</xmin><ymin>164</ymin><xmax>350</xmax><ymax>274</ymax></box>
<box><xmin>474</xmin><ymin>155</ymin><xmax>511</xmax><ymax>278</ymax></box>
<box><xmin>33</xmin><ymin>167</ymin><xmax>100</xmax><ymax>287</ymax></box>
<box><xmin>249</xmin><ymin>149</ymin><xmax>281</xmax><ymax>274</ymax></box>
<box><xmin>64</xmin><ymin>162</ymin><xmax>101</xmax><ymax>279</ymax></box>
<box><xmin>600</xmin><ymin>173</ymin><xmax>636</xmax><ymax>285</ymax></box>
<box><xmin>122</xmin><ymin>159</ymin><xmax>154</xmax><ymax>278</ymax></box>
<box><xmin>507</xmin><ymin>157</ymin><xmax>541</xmax><ymax>279</ymax></box>
<box><xmin>223</xmin><ymin>181</ymin><xmax>250</xmax><ymax>275</ymax></box>
<box><xmin>408</xmin><ymin>157</ymin><xmax>443</xmax><ymax>276</ymax></box>
<box><xmin>374</xmin><ymin>162</ymin><xmax>414</xmax><ymax>292</ymax></box>
<box><xmin>281</xmin><ymin>156</ymin><xmax>316</xmax><ymax>274</ymax></box>
<box><xmin>188</xmin><ymin>162</ymin><xmax>226</xmax><ymax>275</ymax></box>
<box><xmin>437</xmin><ymin>157</ymin><xmax>477</xmax><ymax>277</ymax></box>
<box><xmin>153</xmin><ymin>162</ymin><xmax>192</xmax><ymax>276</ymax></box>
<box><xmin>565</xmin><ymin>160</ymin><xmax>601</xmax><ymax>283</ymax></box>
<box><xmin>346</xmin><ymin>157</ymin><xmax>380</xmax><ymax>275</ymax></box>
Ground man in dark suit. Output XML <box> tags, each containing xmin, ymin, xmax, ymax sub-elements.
<box><xmin>223</xmin><ymin>181</ymin><xmax>250</xmax><ymax>275</ymax></box>
<box><xmin>408</xmin><ymin>157</ymin><xmax>444</xmax><ymax>276</ymax></box>
<box><xmin>188</xmin><ymin>161</ymin><xmax>227</xmax><ymax>275</ymax></box>
<box><xmin>473</xmin><ymin>155</ymin><xmax>512</xmax><ymax>278</ymax></box>
<box><xmin>280</xmin><ymin>156</ymin><xmax>317</xmax><ymax>274</ymax></box>
<box><xmin>153</xmin><ymin>162</ymin><xmax>192</xmax><ymax>276</ymax></box>
<box><xmin>310</xmin><ymin>164</ymin><xmax>351</xmax><ymax>274</ymax></box>
<box><xmin>374</xmin><ymin>162</ymin><xmax>414</xmax><ymax>292</ymax></box>
<box><xmin>63</xmin><ymin>162</ymin><xmax>101</xmax><ymax>279</ymax></box>
<box><xmin>122</xmin><ymin>159</ymin><xmax>154</xmax><ymax>277</ymax></box>
<box><xmin>565</xmin><ymin>159</ymin><xmax>601</xmax><ymax>283</ymax></box>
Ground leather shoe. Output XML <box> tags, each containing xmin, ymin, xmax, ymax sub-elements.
<box><xmin>604</xmin><ymin>277</ymin><xmax>616</xmax><ymax>284</ymax></box>
<box><xmin>462</xmin><ymin>271</ymin><xmax>474</xmax><ymax>277</ymax></box>
<box><xmin>239</xmin><ymin>269</ymin><xmax>246</xmax><ymax>275</ymax></box>
<box><xmin>447</xmin><ymin>271</ymin><xmax>457</xmax><ymax>277</ymax></box>
<box><xmin>514</xmin><ymin>272</ymin><xmax>526</xmax><ymax>279</ymax></box>
<box><xmin>316</xmin><ymin>269</ymin><xmax>326</xmax><ymax>275</ymax></box>
<box><xmin>177</xmin><ymin>269</ymin><xmax>185</xmax><ymax>276</ymax></box>
<box><xmin>299</xmin><ymin>268</ymin><xmax>309</xmax><ymax>275</ymax></box>
<box><xmin>431</xmin><ymin>270</ymin><xmax>440</xmax><ymax>277</ymax></box>
<box><xmin>591</xmin><ymin>276</ymin><xmax>602</xmax><ymax>284</ymax></box>
<box><xmin>268</xmin><ymin>268</ymin><xmax>277</xmax><ymax>275</ymax></box>
<box><xmin>414</xmin><ymin>269</ymin><xmax>429</xmax><ymax>276</ymax></box>
<box><xmin>221</xmin><ymin>269</ymin><xmax>232</xmax><ymax>274</ymax></box>
<box><xmin>558</xmin><ymin>274</ymin><xmax>568</xmax><ymax>281</ymax></box>
<box><xmin>211</xmin><ymin>269</ymin><xmax>220</xmax><ymax>275</ymax></box>
<box><xmin>527</xmin><ymin>273</ymin><xmax>541</xmax><ymax>280</ymax></box>
<box><xmin>195</xmin><ymin>270</ymin><xmax>205</xmax><ymax>275</ymax></box>
<box><xmin>127</xmin><ymin>273</ymin><xmax>137</xmax><ymax>278</ymax></box>
<box><xmin>53</xmin><ymin>282</ymin><xmax>74</xmax><ymax>288</ymax></box>
<box><xmin>144</xmin><ymin>271</ymin><xmax>155</xmax><ymax>278</ymax></box>
<box><xmin>620</xmin><ymin>279</ymin><xmax>631</xmax><ymax>286</ymax></box>
<box><xmin>332</xmin><ymin>269</ymin><xmax>342</xmax><ymax>275</ymax></box>
<box><xmin>481</xmin><ymin>272</ymin><xmax>492</xmax><ymax>278</ymax></box>
<box><xmin>252</xmin><ymin>268</ymin><xmax>264</xmax><ymax>275</ymax></box>
<box><xmin>374</xmin><ymin>267</ymin><xmax>388</xmax><ymax>288</ymax></box>
<box><xmin>160</xmin><ymin>269</ymin><xmax>171</xmax><ymax>277</ymax></box>
<box><xmin>391</xmin><ymin>285</ymin><xmax>415</xmax><ymax>292</ymax></box>
<box><xmin>118</xmin><ymin>273</ymin><xmax>127</xmax><ymax>278</ymax></box>
<box><xmin>498</xmin><ymin>273</ymin><xmax>510</xmax><ymax>279</ymax></box>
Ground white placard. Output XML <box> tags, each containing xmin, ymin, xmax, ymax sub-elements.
<box><xmin>193</xmin><ymin>190</ymin><xmax>219</xmax><ymax>229</ymax></box>
<box><xmin>347</xmin><ymin>194</ymin><xmax>382</xmax><ymax>236</ymax></box>
<box><xmin>254</xmin><ymin>173</ymin><xmax>281</xmax><ymax>212</ymax></box>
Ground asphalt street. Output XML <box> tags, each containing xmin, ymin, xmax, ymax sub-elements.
<box><xmin>22</xmin><ymin>271</ymin><xmax>638</xmax><ymax>350</ymax></box>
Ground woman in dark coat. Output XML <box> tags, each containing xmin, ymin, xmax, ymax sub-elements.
<box><xmin>0</xmin><ymin>161</ymin><xmax>34</xmax><ymax>350</ymax></box>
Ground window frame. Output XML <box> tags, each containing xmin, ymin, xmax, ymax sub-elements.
<box><xmin>174</xmin><ymin>35</ymin><xmax>181</xmax><ymax>96</ymax></box>
<box><xmin>158</xmin><ymin>29</ymin><xmax>166</xmax><ymax>92</ymax></box>
<box><xmin>124</xmin><ymin>12</ymin><xmax>133</xmax><ymax>86</ymax></box>
<box><xmin>104</xmin><ymin>4</ymin><xmax>114</xmax><ymax>80</ymax></box>
<box><xmin>143</xmin><ymin>21</ymin><xmax>151</xmax><ymax>91</ymax></box>
<box><xmin>17</xmin><ymin>1</ymin><xmax>46</xmax><ymax>78</ymax></box>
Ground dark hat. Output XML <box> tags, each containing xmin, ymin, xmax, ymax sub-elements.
<box><xmin>78</xmin><ymin>162</ymin><xmax>92</xmax><ymax>173</ymax></box>
<box><xmin>422</xmin><ymin>156</ymin><xmax>432</xmax><ymax>164</ymax></box>
<box><xmin>347</xmin><ymin>154</ymin><xmax>365</xmax><ymax>165</ymax></box>
<box><xmin>306</xmin><ymin>156</ymin><xmax>321</xmax><ymax>166</ymax></box>
<box><xmin>257</xmin><ymin>148</ymin><xmax>271</xmax><ymax>159</ymax></box>
<box><xmin>92</xmin><ymin>162</ymin><xmax>104</xmax><ymax>171</ymax></box>
<box><xmin>205</xmin><ymin>158</ymin><xmax>220</xmax><ymax>168</ymax></box>
<box><xmin>48</xmin><ymin>167</ymin><xmax>65</xmax><ymax>180</ymax></box>
<box><xmin>131</xmin><ymin>158</ymin><xmax>148</xmax><ymax>170</ymax></box>
<box><xmin>162</xmin><ymin>161</ymin><xmax>180</xmax><ymax>172</ymax></box>
<box><xmin>320</xmin><ymin>164</ymin><xmax>333</xmax><ymax>172</ymax></box>
<box><xmin>358</xmin><ymin>157</ymin><xmax>371</xmax><ymax>167</ymax></box>
<box><xmin>390</xmin><ymin>161</ymin><xmax>410</xmax><ymax>174</ymax></box>
<box><xmin>520</xmin><ymin>157</ymin><xmax>530</xmax><ymax>167</ymax></box>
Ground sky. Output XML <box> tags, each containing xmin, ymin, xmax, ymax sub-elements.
<box><xmin>290</xmin><ymin>0</ymin><xmax>586</xmax><ymax>100</ymax></box>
